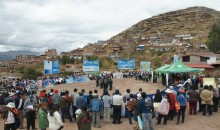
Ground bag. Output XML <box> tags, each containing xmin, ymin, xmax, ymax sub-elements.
<box><xmin>145</xmin><ymin>97</ymin><xmax>152</xmax><ymax>108</ymax></box>
<box><xmin>175</xmin><ymin>102</ymin><xmax>180</xmax><ymax>112</ymax></box>
<box><xmin>137</xmin><ymin>116</ymin><xmax>143</xmax><ymax>130</ymax></box>
<box><xmin>186</xmin><ymin>101</ymin><xmax>189</xmax><ymax>108</ymax></box>
<box><xmin>126</xmin><ymin>99</ymin><xmax>136</xmax><ymax>111</ymax></box>
<box><xmin>78</xmin><ymin>113</ymin><xmax>91</xmax><ymax>129</ymax></box>
<box><xmin>157</xmin><ymin>101</ymin><xmax>169</xmax><ymax>115</ymax></box>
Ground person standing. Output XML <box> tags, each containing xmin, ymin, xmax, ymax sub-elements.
<box><xmin>138</xmin><ymin>92</ymin><xmax>154</xmax><ymax>130</ymax></box>
<box><xmin>60</xmin><ymin>92</ymin><xmax>73</xmax><ymax>123</ymax></box>
<box><xmin>126</xmin><ymin>94</ymin><xmax>136</xmax><ymax>124</ymax></box>
<box><xmin>52</xmin><ymin>90</ymin><xmax>60</xmax><ymax>105</ymax></box>
<box><xmin>102</xmin><ymin>91</ymin><xmax>112</xmax><ymax>123</ymax></box>
<box><xmin>3</xmin><ymin>102</ymin><xmax>17</xmax><ymax>130</ymax></box>
<box><xmin>200</xmin><ymin>85</ymin><xmax>213</xmax><ymax>116</ymax></box>
<box><xmin>213</xmin><ymin>86</ymin><xmax>219</xmax><ymax>112</ymax></box>
<box><xmin>76</xmin><ymin>92</ymin><xmax>86</xmax><ymax>109</ymax></box>
<box><xmin>187</xmin><ymin>86</ymin><xmax>199</xmax><ymax>115</ymax></box>
<box><xmin>76</xmin><ymin>106</ymin><xmax>92</xmax><ymax>130</ymax></box>
<box><xmin>165</xmin><ymin>89</ymin><xmax>176</xmax><ymax>121</ymax></box>
<box><xmin>38</xmin><ymin>102</ymin><xmax>49</xmax><ymax>130</ymax></box>
<box><xmin>15</xmin><ymin>92</ymin><xmax>25</xmax><ymax>129</ymax></box>
<box><xmin>176</xmin><ymin>89</ymin><xmax>189</xmax><ymax>124</ymax></box>
<box><xmin>71</xmin><ymin>88</ymin><xmax>79</xmax><ymax>121</ymax></box>
<box><xmin>108</xmin><ymin>77</ymin><xmax>113</xmax><ymax>91</ymax></box>
<box><xmin>24</xmin><ymin>94</ymin><xmax>38</xmax><ymax>130</ymax></box>
<box><xmin>156</xmin><ymin>93</ymin><xmax>170</xmax><ymax>125</ymax></box>
<box><xmin>153</xmin><ymin>89</ymin><xmax>162</xmax><ymax>103</ymax></box>
<box><xmin>133</xmin><ymin>93</ymin><xmax>142</xmax><ymax>130</ymax></box>
<box><xmin>90</xmin><ymin>95</ymin><xmax>103</xmax><ymax>128</ymax></box>
<box><xmin>48</xmin><ymin>104</ymin><xmax>64</xmax><ymax>130</ymax></box>
<box><xmin>112</xmin><ymin>89</ymin><xmax>123</xmax><ymax>124</ymax></box>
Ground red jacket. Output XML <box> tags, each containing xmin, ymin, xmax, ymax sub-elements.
<box><xmin>169</xmin><ymin>93</ymin><xmax>176</xmax><ymax>110</ymax></box>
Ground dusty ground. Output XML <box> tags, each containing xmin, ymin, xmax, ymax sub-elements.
<box><xmin>1</xmin><ymin>78</ymin><xmax>220</xmax><ymax>130</ymax></box>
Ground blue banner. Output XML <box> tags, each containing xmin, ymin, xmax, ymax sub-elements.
<box><xmin>44</xmin><ymin>60</ymin><xmax>60</xmax><ymax>75</ymax></box>
<box><xmin>118</xmin><ymin>59</ymin><xmax>135</xmax><ymax>70</ymax></box>
<box><xmin>66</xmin><ymin>76</ymin><xmax>74</xmax><ymax>84</ymax></box>
<box><xmin>83</xmin><ymin>60</ymin><xmax>99</xmax><ymax>72</ymax></box>
<box><xmin>140</xmin><ymin>62</ymin><xmax>151</xmax><ymax>72</ymax></box>
<box><xmin>43</xmin><ymin>79</ymin><xmax>55</xmax><ymax>87</ymax></box>
<box><xmin>73</xmin><ymin>76</ymin><xmax>90</xmax><ymax>82</ymax></box>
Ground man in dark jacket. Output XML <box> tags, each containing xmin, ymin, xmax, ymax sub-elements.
<box><xmin>60</xmin><ymin>92</ymin><xmax>73</xmax><ymax>123</ymax></box>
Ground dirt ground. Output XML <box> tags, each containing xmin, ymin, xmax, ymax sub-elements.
<box><xmin>1</xmin><ymin>78</ymin><xmax>220</xmax><ymax>130</ymax></box>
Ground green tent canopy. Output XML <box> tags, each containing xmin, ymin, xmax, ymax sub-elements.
<box><xmin>155</xmin><ymin>64</ymin><xmax>171</xmax><ymax>72</ymax></box>
<box><xmin>161</xmin><ymin>60</ymin><xmax>200</xmax><ymax>73</ymax></box>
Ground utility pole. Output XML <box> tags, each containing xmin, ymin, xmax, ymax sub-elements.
<box><xmin>126</xmin><ymin>43</ymin><xmax>130</xmax><ymax>60</ymax></box>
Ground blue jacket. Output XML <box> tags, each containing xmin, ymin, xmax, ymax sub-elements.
<box><xmin>76</xmin><ymin>96</ymin><xmax>86</xmax><ymax>108</ymax></box>
<box><xmin>176</xmin><ymin>94</ymin><xmax>189</xmax><ymax>106</ymax></box>
<box><xmin>90</xmin><ymin>98</ymin><xmax>103</xmax><ymax>112</ymax></box>
<box><xmin>138</xmin><ymin>97</ymin><xmax>153</xmax><ymax>114</ymax></box>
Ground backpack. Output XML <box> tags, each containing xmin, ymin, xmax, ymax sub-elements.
<box><xmin>126</xmin><ymin>99</ymin><xmax>136</xmax><ymax>111</ymax></box>
<box><xmin>145</xmin><ymin>97</ymin><xmax>152</xmax><ymax>108</ymax></box>
<box><xmin>78</xmin><ymin>112</ymin><xmax>91</xmax><ymax>129</ymax></box>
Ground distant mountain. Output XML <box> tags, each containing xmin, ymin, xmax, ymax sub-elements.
<box><xmin>0</xmin><ymin>50</ymin><xmax>40</xmax><ymax>60</ymax></box>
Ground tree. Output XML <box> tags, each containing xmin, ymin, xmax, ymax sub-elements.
<box><xmin>206</xmin><ymin>21</ymin><xmax>220</xmax><ymax>53</ymax></box>
<box><xmin>22</xmin><ymin>67</ymin><xmax>43</xmax><ymax>80</ymax></box>
<box><xmin>61</xmin><ymin>55</ymin><xmax>71</xmax><ymax>65</ymax></box>
<box><xmin>85</xmin><ymin>55</ymin><xmax>98</xmax><ymax>60</ymax></box>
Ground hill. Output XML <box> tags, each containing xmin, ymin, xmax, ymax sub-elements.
<box><xmin>110</xmin><ymin>6</ymin><xmax>220</xmax><ymax>42</ymax></box>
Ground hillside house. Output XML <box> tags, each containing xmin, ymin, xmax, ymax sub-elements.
<box><xmin>0</xmin><ymin>61</ymin><xmax>16</xmax><ymax>67</ymax></box>
<box><xmin>45</xmin><ymin>49</ymin><xmax>57</xmax><ymax>58</ymax></box>
<box><xmin>181</xmin><ymin>51</ymin><xmax>216</xmax><ymax>71</ymax></box>
<box><xmin>93</xmin><ymin>48</ymin><xmax>106</xmax><ymax>55</ymax></box>
<box><xmin>112</xmin><ymin>46</ymin><xmax>124</xmax><ymax>53</ymax></box>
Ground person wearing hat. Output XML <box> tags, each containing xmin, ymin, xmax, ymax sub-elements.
<box><xmin>169</xmin><ymin>86</ymin><xmax>177</xmax><ymax>98</ymax></box>
<box><xmin>3</xmin><ymin>102</ymin><xmax>17</xmax><ymax>130</ymax></box>
<box><xmin>52</xmin><ymin>90</ymin><xmax>61</xmax><ymax>105</ymax></box>
<box><xmin>176</xmin><ymin>89</ymin><xmax>189</xmax><ymax>124</ymax></box>
<box><xmin>133</xmin><ymin>93</ymin><xmax>142</xmax><ymax>130</ymax></box>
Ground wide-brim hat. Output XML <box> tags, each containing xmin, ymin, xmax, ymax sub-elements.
<box><xmin>137</xmin><ymin>93</ymin><xmax>142</xmax><ymax>100</ymax></box>
<box><xmin>177</xmin><ymin>84</ymin><xmax>183</xmax><ymax>87</ymax></box>
<box><xmin>6</xmin><ymin>102</ymin><xmax>15</xmax><ymax>108</ymax></box>
<box><xmin>165</xmin><ymin>89</ymin><xmax>172</xmax><ymax>93</ymax></box>
<box><xmin>169</xmin><ymin>86</ymin><xmax>174</xmax><ymax>89</ymax></box>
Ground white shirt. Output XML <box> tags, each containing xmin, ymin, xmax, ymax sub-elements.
<box><xmin>48</xmin><ymin>111</ymin><xmax>63</xmax><ymax>130</ymax></box>
<box><xmin>6</xmin><ymin>111</ymin><xmax>15</xmax><ymax>124</ymax></box>
<box><xmin>112</xmin><ymin>95</ymin><xmax>123</xmax><ymax>105</ymax></box>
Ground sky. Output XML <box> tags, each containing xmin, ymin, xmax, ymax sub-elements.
<box><xmin>0</xmin><ymin>0</ymin><xmax>219</xmax><ymax>54</ymax></box>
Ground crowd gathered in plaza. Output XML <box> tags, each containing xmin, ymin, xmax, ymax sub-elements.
<box><xmin>0</xmin><ymin>73</ymin><xmax>220</xmax><ymax>130</ymax></box>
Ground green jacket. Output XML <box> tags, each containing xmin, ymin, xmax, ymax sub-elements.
<box><xmin>38</xmin><ymin>108</ymin><xmax>49</xmax><ymax>129</ymax></box>
<box><xmin>76</xmin><ymin>111</ymin><xmax>92</xmax><ymax>130</ymax></box>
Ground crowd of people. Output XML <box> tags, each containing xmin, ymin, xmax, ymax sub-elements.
<box><xmin>0</xmin><ymin>74</ymin><xmax>220</xmax><ymax>130</ymax></box>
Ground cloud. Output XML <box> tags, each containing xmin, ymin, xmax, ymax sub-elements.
<box><xmin>0</xmin><ymin>0</ymin><xmax>219</xmax><ymax>54</ymax></box>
